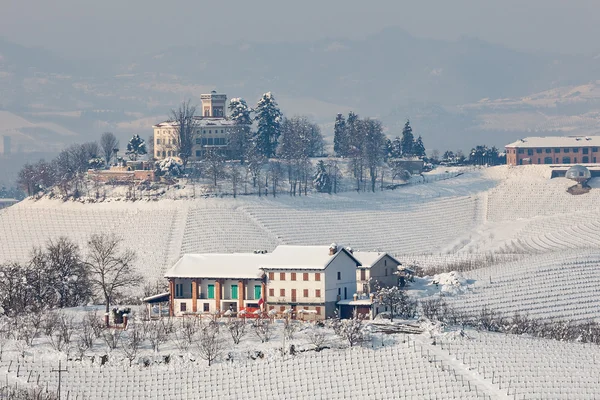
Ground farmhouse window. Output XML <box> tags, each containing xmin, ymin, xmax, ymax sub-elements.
<box><xmin>316</xmin><ymin>289</ymin><xmax>321</xmax><ymax>297</ymax></box>
<box><xmin>280</xmin><ymin>289</ymin><xmax>285</xmax><ymax>297</ymax></box>
<box><xmin>303</xmin><ymin>289</ymin><xmax>309</xmax><ymax>298</ymax></box>
<box><xmin>268</xmin><ymin>272</ymin><xmax>274</xmax><ymax>281</ymax></box>
<box><xmin>269</xmin><ymin>288</ymin><xmax>274</xmax><ymax>297</ymax></box>
<box><xmin>315</xmin><ymin>273</ymin><xmax>321</xmax><ymax>281</ymax></box>
<box><xmin>303</xmin><ymin>273</ymin><xmax>309</xmax><ymax>281</ymax></box>
<box><xmin>203</xmin><ymin>303</ymin><xmax>209</xmax><ymax>312</ymax></box>
<box><xmin>291</xmin><ymin>273</ymin><xmax>296</xmax><ymax>281</ymax></box>
<box><xmin>337</xmin><ymin>272</ymin><xmax>341</xmax><ymax>280</ymax></box>
<box><xmin>180</xmin><ymin>303</ymin><xmax>186</xmax><ymax>312</ymax></box>
<box><xmin>280</xmin><ymin>273</ymin><xmax>286</xmax><ymax>281</ymax></box>
<box><xmin>583</xmin><ymin>148</ymin><xmax>589</xmax><ymax>154</ymax></box>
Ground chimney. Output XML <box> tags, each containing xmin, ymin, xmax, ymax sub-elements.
<box><xmin>329</xmin><ymin>243</ymin><xmax>338</xmax><ymax>256</ymax></box>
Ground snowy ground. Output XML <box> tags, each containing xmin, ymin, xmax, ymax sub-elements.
<box><xmin>3</xmin><ymin>164</ymin><xmax>600</xmax><ymax>398</ymax></box>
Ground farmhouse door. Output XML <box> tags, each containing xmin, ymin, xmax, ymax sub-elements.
<box><xmin>254</xmin><ymin>285</ymin><xmax>261</xmax><ymax>300</ymax></box>
<box><xmin>207</xmin><ymin>284</ymin><xmax>215</xmax><ymax>299</ymax></box>
<box><xmin>231</xmin><ymin>285</ymin><xmax>238</xmax><ymax>299</ymax></box>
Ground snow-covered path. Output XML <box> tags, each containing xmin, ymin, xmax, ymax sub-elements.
<box><xmin>412</xmin><ymin>333</ymin><xmax>511</xmax><ymax>400</ymax></box>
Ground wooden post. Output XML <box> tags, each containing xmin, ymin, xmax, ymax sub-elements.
<box><xmin>169</xmin><ymin>279</ymin><xmax>175</xmax><ymax>317</ymax></box>
<box><xmin>238</xmin><ymin>280</ymin><xmax>245</xmax><ymax>312</ymax></box>
<box><xmin>192</xmin><ymin>279</ymin><xmax>198</xmax><ymax>313</ymax></box>
<box><xmin>215</xmin><ymin>280</ymin><xmax>222</xmax><ymax>313</ymax></box>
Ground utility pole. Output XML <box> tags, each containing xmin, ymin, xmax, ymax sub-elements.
<box><xmin>51</xmin><ymin>360</ymin><xmax>68</xmax><ymax>399</ymax></box>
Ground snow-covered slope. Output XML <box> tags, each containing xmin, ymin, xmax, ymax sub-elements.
<box><xmin>2</xmin><ymin>165</ymin><xmax>600</xmax><ymax>286</ymax></box>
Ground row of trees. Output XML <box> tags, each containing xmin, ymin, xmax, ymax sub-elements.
<box><xmin>334</xmin><ymin>117</ymin><xmax>426</xmax><ymax>160</ymax></box>
<box><xmin>0</xmin><ymin>234</ymin><xmax>140</xmax><ymax>316</ymax></box>
<box><xmin>17</xmin><ymin>133</ymin><xmax>147</xmax><ymax>196</ymax></box>
<box><xmin>421</xmin><ymin>298</ymin><xmax>600</xmax><ymax>345</ymax></box>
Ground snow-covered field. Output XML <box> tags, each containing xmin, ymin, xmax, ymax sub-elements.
<box><xmin>4</xmin><ymin>164</ymin><xmax>600</xmax><ymax>398</ymax></box>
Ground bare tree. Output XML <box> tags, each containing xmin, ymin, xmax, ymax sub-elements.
<box><xmin>202</xmin><ymin>148</ymin><xmax>226</xmax><ymax>188</ymax></box>
<box><xmin>103</xmin><ymin>329</ymin><xmax>122</xmax><ymax>351</ymax></box>
<box><xmin>283</xmin><ymin>317</ymin><xmax>298</xmax><ymax>340</ymax></box>
<box><xmin>304</xmin><ymin>326</ymin><xmax>327</xmax><ymax>351</ymax></box>
<box><xmin>374</xmin><ymin>284</ymin><xmax>416</xmax><ymax>321</ymax></box>
<box><xmin>226</xmin><ymin>318</ymin><xmax>247</xmax><ymax>345</ymax></box>
<box><xmin>83</xmin><ymin>234</ymin><xmax>140</xmax><ymax>315</ymax></box>
<box><xmin>44</xmin><ymin>237</ymin><xmax>91</xmax><ymax>308</ymax></box>
<box><xmin>83</xmin><ymin>310</ymin><xmax>106</xmax><ymax>338</ymax></box>
<box><xmin>170</xmin><ymin>99</ymin><xmax>198</xmax><ymax>168</ymax></box>
<box><xmin>252</xmin><ymin>318</ymin><xmax>273</xmax><ymax>343</ymax></box>
<box><xmin>268</xmin><ymin>161</ymin><xmax>283</xmax><ymax>197</ymax></box>
<box><xmin>48</xmin><ymin>312</ymin><xmax>75</xmax><ymax>352</ymax></box>
<box><xmin>145</xmin><ymin>319</ymin><xmax>169</xmax><ymax>352</ymax></box>
<box><xmin>229</xmin><ymin>162</ymin><xmax>242</xmax><ymax>198</ymax></box>
<box><xmin>197</xmin><ymin>323</ymin><xmax>224</xmax><ymax>366</ymax></box>
<box><xmin>100</xmin><ymin>132</ymin><xmax>119</xmax><ymax>167</ymax></box>
<box><xmin>335</xmin><ymin>316</ymin><xmax>367</xmax><ymax>348</ymax></box>
<box><xmin>122</xmin><ymin>325</ymin><xmax>143</xmax><ymax>366</ymax></box>
<box><xmin>173</xmin><ymin>318</ymin><xmax>197</xmax><ymax>351</ymax></box>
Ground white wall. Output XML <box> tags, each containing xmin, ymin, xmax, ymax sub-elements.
<box><xmin>266</xmin><ymin>270</ymin><xmax>325</xmax><ymax>305</ymax></box>
<box><xmin>324</xmin><ymin>251</ymin><xmax>358</xmax><ymax>302</ymax></box>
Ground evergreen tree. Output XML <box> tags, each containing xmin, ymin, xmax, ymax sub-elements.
<box><xmin>400</xmin><ymin>120</ymin><xmax>414</xmax><ymax>157</ymax></box>
<box><xmin>384</xmin><ymin>138</ymin><xmax>393</xmax><ymax>161</ymax></box>
<box><xmin>254</xmin><ymin>92</ymin><xmax>283</xmax><ymax>158</ymax></box>
<box><xmin>228</xmin><ymin>98</ymin><xmax>253</xmax><ymax>162</ymax></box>
<box><xmin>390</xmin><ymin>136</ymin><xmax>402</xmax><ymax>158</ymax></box>
<box><xmin>126</xmin><ymin>134</ymin><xmax>147</xmax><ymax>161</ymax></box>
<box><xmin>313</xmin><ymin>160</ymin><xmax>332</xmax><ymax>194</ymax></box>
<box><xmin>413</xmin><ymin>136</ymin><xmax>426</xmax><ymax>159</ymax></box>
<box><xmin>333</xmin><ymin>113</ymin><xmax>347</xmax><ymax>157</ymax></box>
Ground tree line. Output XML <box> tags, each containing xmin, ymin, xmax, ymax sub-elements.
<box><xmin>17</xmin><ymin>132</ymin><xmax>147</xmax><ymax>197</ymax></box>
<box><xmin>0</xmin><ymin>234</ymin><xmax>140</xmax><ymax>317</ymax></box>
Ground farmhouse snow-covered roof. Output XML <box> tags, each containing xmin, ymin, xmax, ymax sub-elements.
<box><xmin>260</xmin><ymin>245</ymin><xmax>362</xmax><ymax>270</ymax></box>
<box><xmin>164</xmin><ymin>253</ymin><xmax>268</xmax><ymax>279</ymax></box>
<box><xmin>153</xmin><ymin>117</ymin><xmax>236</xmax><ymax>129</ymax></box>
<box><xmin>505</xmin><ymin>136</ymin><xmax>600</xmax><ymax>148</ymax></box>
<box><xmin>353</xmin><ymin>251</ymin><xmax>402</xmax><ymax>268</ymax></box>
<box><xmin>165</xmin><ymin>246</ymin><xmax>362</xmax><ymax>278</ymax></box>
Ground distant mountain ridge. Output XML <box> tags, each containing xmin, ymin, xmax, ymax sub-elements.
<box><xmin>2</xmin><ymin>27</ymin><xmax>600</xmax><ymax>183</ymax></box>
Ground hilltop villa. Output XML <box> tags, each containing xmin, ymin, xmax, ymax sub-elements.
<box><xmin>153</xmin><ymin>91</ymin><xmax>235</xmax><ymax>160</ymax></box>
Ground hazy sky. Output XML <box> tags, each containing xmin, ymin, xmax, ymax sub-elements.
<box><xmin>2</xmin><ymin>0</ymin><xmax>600</xmax><ymax>58</ymax></box>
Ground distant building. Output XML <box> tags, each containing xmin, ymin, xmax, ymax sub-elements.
<box><xmin>505</xmin><ymin>136</ymin><xmax>600</xmax><ymax>166</ymax></box>
<box><xmin>2</xmin><ymin>136</ymin><xmax>11</xmax><ymax>156</ymax></box>
<box><xmin>153</xmin><ymin>91</ymin><xmax>235</xmax><ymax>161</ymax></box>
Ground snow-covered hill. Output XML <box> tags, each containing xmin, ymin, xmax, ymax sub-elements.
<box><xmin>3</xmin><ymin>165</ymin><xmax>600</xmax><ymax>287</ymax></box>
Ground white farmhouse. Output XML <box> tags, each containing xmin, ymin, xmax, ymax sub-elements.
<box><xmin>262</xmin><ymin>244</ymin><xmax>361</xmax><ymax>320</ymax></box>
<box><xmin>163</xmin><ymin>244</ymin><xmax>361</xmax><ymax>320</ymax></box>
